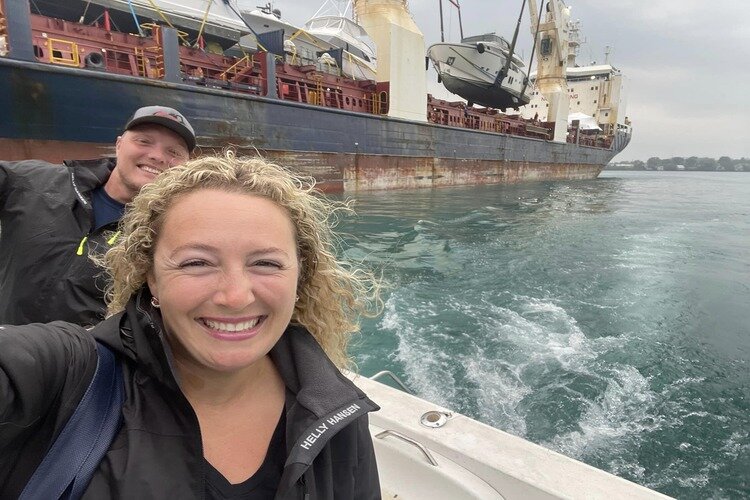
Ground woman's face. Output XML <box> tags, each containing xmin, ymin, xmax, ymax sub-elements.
<box><xmin>147</xmin><ymin>188</ymin><xmax>299</xmax><ymax>374</ymax></box>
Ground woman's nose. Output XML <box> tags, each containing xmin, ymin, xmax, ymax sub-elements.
<box><xmin>214</xmin><ymin>272</ymin><xmax>254</xmax><ymax>308</ymax></box>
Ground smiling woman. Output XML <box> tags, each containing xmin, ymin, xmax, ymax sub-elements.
<box><xmin>0</xmin><ymin>153</ymin><xmax>383</xmax><ymax>499</ymax></box>
<box><xmin>105</xmin><ymin>152</ymin><xmax>380</xmax><ymax>368</ymax></box>
<box><xmin>147</xmin><ymin>190</ymin><xmax>300</xmax><ymax>376</ymax></box>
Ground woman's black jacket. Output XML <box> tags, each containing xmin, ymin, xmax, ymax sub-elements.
<box><xmin>0</xmin><ymin>295</ymin><xmax>381</xmax><ymax>499</ymax></box>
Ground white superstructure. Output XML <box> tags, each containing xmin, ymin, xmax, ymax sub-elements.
<box><xmin>520</xmin><ymin>23</ymin><xmax>630</xmax><ymax>136</ymax></box>
<box><xmin>523</xmin><ymin>64</ymin><xmax>629</xmax><ymax>135</ymax></box>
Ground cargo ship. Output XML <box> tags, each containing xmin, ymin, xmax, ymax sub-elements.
<box><xmin>0</xmin><ymin>0</ymin><xmax>631</xmax><ymax>192</ymax></box>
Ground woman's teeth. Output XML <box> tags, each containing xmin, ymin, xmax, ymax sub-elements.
<box><xmin>202</xmin><ymin>318</ymin><xmax>259</xmax><ymax>332</ymax></box>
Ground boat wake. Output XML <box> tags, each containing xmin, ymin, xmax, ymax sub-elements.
<box><xmin>379</xmin><ymin>288</ymin><xmax>676</xmax><ymax>475</ymax></box>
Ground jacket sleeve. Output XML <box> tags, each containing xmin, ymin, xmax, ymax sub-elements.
<box><xmin>354</xmin><ymin>413</ymin><xmax>382</xmax><ymax>500</ymax></box>
<box><xmin>0</xmin><ymin>160</ymin><xmax>60</xmax><ymax>212</ymax></box>
<box><xmin>0</xmin><ymin>160</ymin><xmax>33</xmax><ymax>211</ymax></box>
<box><xmin>0</xmin><ymin>321</ymin><xmax>97</xmax><ymax>448</ymax></box>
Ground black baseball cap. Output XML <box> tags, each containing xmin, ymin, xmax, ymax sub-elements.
<box><xmin>124</xmin><ymin>105</ymin><xmax>196</xmax><ymax>151</ymax></box>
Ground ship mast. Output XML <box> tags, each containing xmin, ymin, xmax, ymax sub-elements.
<box><xmin>527</xmin><ymin>0</ymin><xmax>571</xmax><ymax>142</ymax></box>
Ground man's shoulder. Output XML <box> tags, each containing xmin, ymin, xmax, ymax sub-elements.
<box><xmin>1</xmin><ymin>158</ymin><xmax>114</xmax><ymax>172</ymax></box>
<box><xmin>1</xmin><ymin>158</ymin><xmax>65</xmax><ymax>172</ymax></box>
<box><xmin>1</xmin><ymin>158</ymin><xmax>115</xmax><ymax>202</ymax></box>
<box><xmin>0</xmin><ymin>159</ymin><xmax>70</xmax><ymax>192</ymax></box>
<box><xmin>64</xmin><ymin>157</ymin><xmax>116</xmax><ymax>170</ymax></box>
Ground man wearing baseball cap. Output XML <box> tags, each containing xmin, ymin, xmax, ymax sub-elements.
<box><xmin>0</xmin><ymin>105</ymin><xmax>196</xmax><ymax>326</ymax></box>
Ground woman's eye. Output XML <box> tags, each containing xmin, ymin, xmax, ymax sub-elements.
<box><xmin>255</xmin><ymin>260</ymin><xmax>282</xmax><ymax>269</ymax></box>
<box><xmin>179</xmin><ymin>260</ymin><xmax>209</xmax><ymax>268</ymax></box>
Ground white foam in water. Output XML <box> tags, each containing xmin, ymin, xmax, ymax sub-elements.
<box><xmin>720</xmin><ymin>431</ymin><xmax>750</xmax><ymax>460</ymax></box>
<box><xmin>493</xmin><ymin>296</ymin><xmax>625</xmax><ymax>371</ymax></box>
<box><xmin>385</xmin><ymin>283</ymin><xmax>655</xmax><ymax>445</ymax></box>
<box><xmin>385</xmin><ymin>284</ymin><xmax>666</xmax><ymax>465</ymax></box>
<box><xmin>463</xmin><ymin>356</ymin><xmax>530</xmax><ymax>436</ymax></box>
<box><xmin>380</xmin><ymin>296</ymin><xmax>459</xmax><ymax>406</ymax></box>
<box><xmin>615</xmin><ymin>230</ymin><xmax>687</xmax><ymax>273</ymax></box>
<box><xmin>607</xmin><ymin>457</ymin><xmax>647</xmax><ymax>482</ymax></box>
<box><xmin>543</xmin><ymin>365</ymin><xmax>661</xmax><ymax>459</ymax></box>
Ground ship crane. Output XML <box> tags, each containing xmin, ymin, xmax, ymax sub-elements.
<box><xmin>528</xmin><ymin>0</ymin><xmax>571</xmax><ymax>142</ymax></box>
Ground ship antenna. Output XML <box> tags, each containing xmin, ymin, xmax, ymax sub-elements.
<box><xmin>455</xmin><ymin>0</ymin><xmax>464</xmax><ymax>40</ymax></box>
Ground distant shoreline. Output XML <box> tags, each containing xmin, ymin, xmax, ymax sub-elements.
<box><xmin>608</xmin><ymin>157</ymin><xmax>748</xmax><ymax>172</ymax></box>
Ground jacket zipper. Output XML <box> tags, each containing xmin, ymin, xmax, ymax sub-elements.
<box><xmin>139</xmin><ymin>309</ymin><xmax>208</xmax><ymax>499</ymax></box>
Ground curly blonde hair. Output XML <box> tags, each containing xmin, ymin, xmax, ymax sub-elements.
<box><xmin>103</xmin><ymin>152</ymin><xmax>380</xmax><ymax>368</ymax></box>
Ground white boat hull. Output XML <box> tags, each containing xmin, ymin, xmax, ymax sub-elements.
<box><xmin>349</xmin><ymin>373</ymin><xmax>672</xmax><ymax>499</ymax></box>
<box><xmin>428</xmin><ymin>42</ymin><xmax>530</xmax><ymax>109</ymax></box>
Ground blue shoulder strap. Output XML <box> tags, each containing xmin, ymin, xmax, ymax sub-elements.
<box><xmin>20</xmin><ymin>341</ymin><xmax>124</xmax><ymax>500</ymax></box>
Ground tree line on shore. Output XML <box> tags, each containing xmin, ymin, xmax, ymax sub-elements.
<box><xmin>607</xmin><ymin>156</ymin><xmax>748</xmax><ymax>172</ymax></box>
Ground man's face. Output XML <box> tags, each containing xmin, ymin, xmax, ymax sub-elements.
<box><xmin>107</xmin><ymin>124</ymin><xmax>190</xmax><ymax>203</ymax></box>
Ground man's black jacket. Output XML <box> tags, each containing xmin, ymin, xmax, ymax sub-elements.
<box><xmin>0</xmin><ymin>158</ymin><xmax>116</xmax><ymax>325</ymax></box>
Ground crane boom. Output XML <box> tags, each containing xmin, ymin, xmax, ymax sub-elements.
<box><xmin>527</xmin><ymin>0</ymin><xmax>571</xmax><ymax>142</ymax></box>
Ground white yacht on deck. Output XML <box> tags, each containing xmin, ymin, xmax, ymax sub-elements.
<box><xmin>304</xmin><ymin>0</ymin><xmax>377</xmax><ymax>80</ymax></box>
<box><xmin>239</xmin><ymin>1</ymin><xmax>376</xmax><ymax>80</ymax></box>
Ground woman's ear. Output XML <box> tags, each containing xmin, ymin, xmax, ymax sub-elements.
<box><xmin>146</xmin><ymin>272</ymin><xmax>156</xmax><ymax>297</ymax></box>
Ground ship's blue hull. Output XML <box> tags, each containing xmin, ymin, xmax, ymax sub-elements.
<box><xmin>0</xmin><ymin>58</ymin><xmax>623</xmax><ymax>191</ymax></box>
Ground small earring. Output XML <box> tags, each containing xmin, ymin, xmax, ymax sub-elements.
<box><xmin>295</xmin><ymin>295</ymin><xmax>300</xmax><ymax>303</ymax></box>
<box><xmin>151</xmin><ymin>297</ymin><xmax>160</xmax><ymax>308</ymax></box>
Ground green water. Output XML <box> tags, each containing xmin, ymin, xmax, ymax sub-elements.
<box><xmin>335</xmin><ymin>171</ymin><xmax>750</xmax><ymax>498</ymax></box>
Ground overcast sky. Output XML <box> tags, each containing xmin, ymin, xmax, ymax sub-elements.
<box><xmin>238</xmin><ymin>0</ymin><xmax>750</xmax><ymax>161</ymax></box>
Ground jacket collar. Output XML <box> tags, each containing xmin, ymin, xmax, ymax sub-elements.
<box><xmin>271</xmin><ymin>323</ymin><xmax>379</xmax><ymax>469</ymax></box>
<box><xmin>64</xmin><ymin>158</ymin><xmax>116</xmax><ymax>207</ymax></box>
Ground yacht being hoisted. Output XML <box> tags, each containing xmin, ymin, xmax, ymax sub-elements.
<box><xmin>427</xmin><ymin>0</ymin><xmax>531</xmax><ymax>110</ymax></box>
